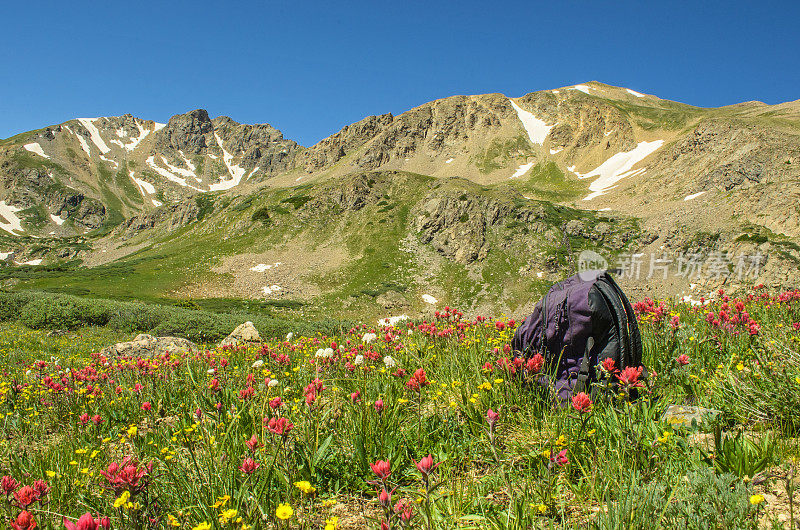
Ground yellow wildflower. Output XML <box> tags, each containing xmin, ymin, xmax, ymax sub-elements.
<box><xmin>276</xmin><ymin>503</ymin><xmax>293</xmax><ymax>520</ymax></box>
<box><xmin>294</xmin><ymin>480</ymin><xmax>316</xmax><ymax>495</ymax></box>
<box><xmin>114</xmin><ymin>490</ymin><xmax>131</xmax><ymax>508</ymax></box>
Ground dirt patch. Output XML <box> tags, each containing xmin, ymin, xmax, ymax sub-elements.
<box><xmin>176</xmin><ymin>236</ymin><xmax>353</xmax><ymax>301</ymax></box>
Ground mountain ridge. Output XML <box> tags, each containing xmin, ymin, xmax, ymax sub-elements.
<box><xmin>1</xmin><ymin>81</ymin><xmax>798</xmax><ymax>320</ymax></box>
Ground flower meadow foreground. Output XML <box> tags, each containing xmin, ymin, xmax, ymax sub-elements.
<box><xmin>0</xmin><ymin>287</ymin><xmax>799</xmax><ymax>528</ymax></box>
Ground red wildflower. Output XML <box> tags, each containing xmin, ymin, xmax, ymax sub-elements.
<box><xmin>526</xmin><ymin>353</ymin><xmax>544</xmax><ymax>374</ymax></box>
<box><xmin>486</xmin><ymin>408</ymin><xmax>499</xmax><ymax>431</ymax></box>
<box><xmin>90</xmin><ymin>415</ymin><xmax>104</xmax><ymax>425</ymax></box>
<box><xmin>10</xmin><ymin>510</ymin><xmax>36</xmax><ymax>530</ymax></box>
<box><xmin>571</xmin><ymin>392</ymin><xmax>592</xmax><ymax>413</ymax></box>
<box><xmin>350</xmin><ymin>391</ymin><xmax>361</xmax><ymax>403</ymax></box>
<box><xmin>2</xmin><ymin>475</ymin><xmax>19</xmax><ymax>495</ymax></box>
<box><xmin>245</xmin><ymin>434</ymin><xmax>262</xmax><ymax>452</ymax></box>
<box><xmin>62</xmin><ymin>513</ymin><xmax>102</xmax><ymax>530</ymax></box>
<box><xmin>374</xmin><ymin>398</ymin><xmax>385</xmax><ymax>413</ymax></box>
<box><xmin>32</xmin><ymin>480</ymin><xmax>49</xmax><ymax>498</ymax></box>
<box><xmin>601</xmin><ymin>357</ymin><xmax>617</xmax><ymax>374</ymax></box>
<box><xmin>99</xmin><ymin>457</ymin><xmax>152</xmax><ymax>496</ymax></box>
<box><xmin>412</xmin><ymin>454</ymin><xmax>441</xmax><ymax>479</ymax></box>
<box><xmin>616</xmin><ymin>366</ymin><xmax>644</xmax><ymax>388</ymax></box>
<box><xmin>239</xmin><ymin>386</ymin><xmax>255</xmax><ymax>401</ymax></box>
<box><xmin>208</xmin><ymin>378</ymin><xmax>220</xmax><ymax>391</ymax></box>
<box><xmin>79</xmin><ymin>413</ymin><xmax>89</xmax><ymax>426</ymax></box>
<box><xmin>239</xmin><ymin>457</ymin><xmax>260</xmax><ymax>474</ymax></box>
<box><xmin>13</xmin><ymin>486</ymin><xmax>38</xmax><ymax>508</ymax></box>
<box><xmin>550</xmin><ymin>448</ymin><xmax>569</xmax><ymax>467</ymax></box>
<box><xmin>266</xmin><ymin>417</ymin><xmax>294</xmax><ymax>436</ymax></box>
<box><xmin>269</xmin><ymin>396</ymin><xmax>282</xmax><ymax>409</ymax></box>
<box><xmin>370</xmin><ymin>460</ymin><xmax>391</xmax><ymax>481</ymax></box>
<box><xmin>140</xmin><ymin>402</ymin><xmax>152</xmax><ymax>412</ymax></box>
<box><xmin>677</xmin><ymin>354</ymin><xmax>689</xmax><ymax>366</ymax></box>
<box><xmin>405</xmin><ymin>368</ymin><xmax>430</xmax><ymax>391</ymax></box>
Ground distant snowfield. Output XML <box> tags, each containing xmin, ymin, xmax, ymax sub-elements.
<box><xmin>49</xmin><ymin>214</ymin><xmax>64</xmax><ymax>226</ymax></box>
<box><xmin>445</xmin><ymin>158</ymin><xmax>454</xmax><ymax>164</ymax></box>
<box><xmin>24</xmin><ymin>143</ymin><xmax>49</xmax><ymax>159</ymax></box>
<box><xmin>110</xmin><ymin>121</ymin><xmax>151</xmax><ymax>151</ymax></box>
<box><xmin>146</xmin><ymin>156</ymin><xmax>203</xmax><ymax>191</ymax></box>
<box><xmin>510</xmin><ymin>161</ymin><xmax>534</xmax><ymax>179</ymax></box>
<box><xmin>549</xmin><ymin>147</ymin><xmax>563</xmax><ymax>155</ymax></box>
<box><xmin>0</xmin><ymin>251</ymin><xmax>11</xmax><ymax>260</ymax></box>
<box><xmin>626</xmin><ymin>89</ymin><xmax>646</xmax><ymax>98</ymax></box>
<box><xmin>262</xmin><ymin>285</ymin><xmax>281</xmax><ymax>295</ymax></box>
<box><xmin>0</xmin><ymin>201</ymin><xmax>24</xmax><ymax>234</ymax></box>
<box><xmin>76</xmin><ymin>134</ymin><xmax>92</xmax><ymax>156</ymax></box>
<box><xmin>161</xmin><ymin>155</ymin><xmax>196</xmax><ymax>179</ymax></box>
<box><xmin>422</xmin><ymin>294</ymin><xmax>438</xmax><ymax>304</ymax></box>
<box><xmin>509</xmin><ymin>100</ymin><xmax>553</xmax><ymax>145</ymax></box>
<box><xmin>684</xmin><ymin>191</ymin><xmax>706</xmax><ymax>201</ymax></box>
<box><xmin>77</xmin><ymin>118</ymin><xmax>111</xmax><ymax>154</ymax></box>
<box><xmin>569</xmin><ymin>85</ymin><xmax>593</xmax><ymax>95</ymax></box>
<box><xmin>572</xmin><ymin>140</ymin><xmax>664</xmax><ymax>200</ymax></box>
<box><xmin>250</xmin><ymin>262</ymin><xmax>281</xmax><ymax>272</ymax></box>
<box><xmin>209</xmin><ymin>134</ymin><xmax>247</xmax><ymax>191</ymax></box>
<box><xmin>378</xmin><ymin>315</ymin><xmax>409</xmax><ymax>326</ymax></box>
<box><xmin>18</xmin><ymin>258</ymin><xmax>42</xmax><ymax>266</ymax></box>
<box><xmin>131</xmin><ymin>173</ymin><xmax>156</xmax><ymax>195</ymax></box>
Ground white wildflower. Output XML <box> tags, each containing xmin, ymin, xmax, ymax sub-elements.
<box><xmin>362</xmin><ymin>333</ymin><xmax>377</xmax><ymax>344</ymax></box>
<box><xmin>354</xmin><ymin>355</ymin><xmax>364</xmax><ymax>365</ymax></box>
<box><xmin>286</xmin><ymin>332</ymin><xmax>293</xmax><ymax>341</ymax></box>
<box><xmin>251</xmin><ymin>359</ymin><xmax>264</xmax><ymax>369</ymax></box>
<box><xmin>383</xmin><ymin>356</ymin><xmax>396</xmax><ymax>368</ymax></box>
<box><xmin>268</xmin><ymin>379</ymin><xmax>279</xmax><ymax>388</ymax></box>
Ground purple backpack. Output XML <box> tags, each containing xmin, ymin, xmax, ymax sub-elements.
<box><xmin>511</xmin><ymin>270</ymin><xmax>643</xmax><ymax>402</ymax></box>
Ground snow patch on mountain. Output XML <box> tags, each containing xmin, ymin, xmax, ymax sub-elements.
<box><xmin>146</xmin><ymin>156</ymin><xmax>203</xmax><ymax>191</ymax></box>
<box><xmin>77</xmin><ymin>118</ymin><xmax>111</xmax><ymax>154</ymax></box>
<box><xmin>569</xmin><ymin>85</ymin><xmax>593</xmax><ymax>95</ymax></box>
<box><xmin>24</xmin><ymin>143</ymin><xmax>49</xmax><ymax>159</ymax></box>
<box><xmin>422</xmin><ymin>294</ymin><xmax>438</xmax><ymax>304</ymax></box>
<box><xmin>510</xmin><ymin>161</ymin><xmax>534</xmax><ymax>179</ymax></box>
<box><xmin>684</xmin><ymin>191</ymin><xmax>707</xmax><ymax>201</ymax></box>
<box><xmin>0</xmin><ymin>201</ymin><xmax>24</xmax><ymax>234</ymax></box>
<box><xmin>110</xmin><ymin>121</ymin><xmax>151</xmax><ymax>151</ymax></box>
<box><xmin>131</xmin><ymin>172</ymin><xmax>156</xmax><ymax>195</ymax></box>
<box><xmin>571</xmin><ymin>140</ymin><xmax>664</xmax><ymax>200</ymax></box>
<box><xmin>50</xmin><ymin>214</ymin><xmax>64</xmax><ymax>226</ymax></box>
<box><xmin>549</xmin><ymin>147</ymin><xmax>563</xmax><ymax>155</ymax></box>
<box><xmin>626</xmin><ymin>89</ymin><xmax>646</xmax><ymax>98</ymax></box>
<box><xmin>509</xmin><ymin>100</ymin><xmax>553</xmax><ymax>145</ymax></box>
<box><xmin>161</xmin><ymin>156</ymin><xmax>196</xmax><ymax>179</ymax></box>
<box><xmin>209</xmin><ymin>134</ymin><xmax>247</xmax><ymax>191</ymax></box>
<box><xmin>76</xmin><ymin>134</ymin><xmax>92</xmax><ymax>156</ymax></box>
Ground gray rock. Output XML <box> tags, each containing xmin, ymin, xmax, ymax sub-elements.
<box><xmin>101</xmin><ymin>334</ymin><xmax>196</xmax><ymax>357</ymax></box>
<box><xmin>662</xmin><ymin>405</ymin><xmax>722</xmax><ymax>427</ymax></box>
<box><xmin>219</xmin><ymin>321</ymin><xmax>262</xmax><ymax>347</ymax></box>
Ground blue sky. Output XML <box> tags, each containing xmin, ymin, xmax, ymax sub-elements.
<box><xmin>2</xmin><ymin>0</ymin><xmax>798</xmax><ymax>146</ymax></box>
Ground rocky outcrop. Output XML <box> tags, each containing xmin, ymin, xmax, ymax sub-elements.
<box><xmin>155</xmin><ymin>109</ymin><xmax>215</xmax><ymax>153</ymax></box>
<box><xmin>414</xmin><ymin>189</ymin><xmax>512</xmax><ymax>264</ymax></box>
<box><xmin>116</xmin><ymin>198</ymin><xmax>200</xmax><ymax>239</ymax></box>
<box><xmin>0</xmin><ymin>161</ymin><xmax>107</xmax><ymax>229</ymax></box>
<box><xmin>153</xmin><ymin>109</ymin><xmax>300</xmax><ymax>176</ymax></box>
<box><xmin>219</xmin><ymin>321</ymin><xmax>262</xmax><ymax>347</ymax></box>
<box><xmin>101</xmin><ymin>334</ymin><xmax>196</xmax><ymax>357</ymax></box>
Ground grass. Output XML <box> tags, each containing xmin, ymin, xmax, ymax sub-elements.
<box><xmin>0</xmin><ymin>286</ymin><xmax>798</xmax><ymax>528</ymax></box>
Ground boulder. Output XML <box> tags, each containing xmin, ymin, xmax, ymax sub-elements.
<box><xmin>219</xmin><ymin>321</ymin><xmax>262</xmax><ymax>347</ymax></box>
<box><xmin>662</xmin><ymin>405</ymin><xmax>721</xmax><ymax>428</ymax></box>
<box><xmin>101</xmin><ymin>334</ymin><xmax>196</xmax><ymax>357</ymax></box>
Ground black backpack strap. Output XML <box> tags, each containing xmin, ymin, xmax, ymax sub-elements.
<box><xmin>604</xmin><ymin>273</ymin><xmax>643</xmax><ymax>367</ymax></box>
<box><xmin>539</xmin><ymin>292</ymin><xmax>549</xmax><ymax>357</ymax></box>
<box><xmin>573</xmin><ymin>336</ymin><xmax>594</xmax><ymax>394</ymax></box>
<box><xmin>595</xmin><ymin>279</ymin><xmax>631</xmax><ymax>368</ymax></box>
